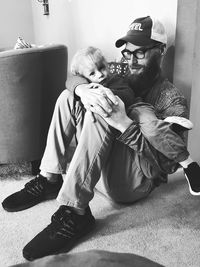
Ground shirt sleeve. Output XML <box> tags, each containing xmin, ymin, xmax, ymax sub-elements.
<box><xmin>116</xmin><ymin>122</ymin><xmax>144</xmax><ymax>152</ymax></box>
<box><xmin>105</xmin><ymin>75</ymin><xmax>135</xmax><ymax>108</ymax></box>
<box><xmin>66</xmin><ymin>75</ymin><xmax>89</xmax><ymax>94</ymax></box>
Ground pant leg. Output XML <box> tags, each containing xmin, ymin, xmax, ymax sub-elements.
<box><xmin>127</xmin><ymin>102</ymin><xmax>190</xmax><ymax>163</ymax></box>
<box><xmin>40</xmin><ymin>90</ymin><xmax>156</xmax><ymax>208</ymax></box>
<box><xmin>95</xmin><ymin>139</ymin><xmax>156</xmax><ymax>204</ymax></box>
<box><xmin>40</xmin><ymin>89</ymin><xmax>85</xmax><ymax>174</ymax></box>
<box><xmin>57</xmin><ymin>112</ymin><xmax>116</xmax><ymax>209</ymax></box>
<box><xmin>57</xmin><ymin>114</ymin><xmax>157</xmax><ymax>208</ymax></box>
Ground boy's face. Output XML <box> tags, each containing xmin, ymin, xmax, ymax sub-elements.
<box><xmin>81</xmin><ymin>62</ymin><xmax>108</xmax><ymax>83</ymax></box>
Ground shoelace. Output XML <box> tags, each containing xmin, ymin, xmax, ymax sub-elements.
<box><xmin>50</xmin><ymin>206</ymin><xmax>78</xmax><ymax>238</ymax></box>
<box><xmin>25</xmin><ymin>176</ymin><xmax>46</xmax><ymax>197</ymax></box>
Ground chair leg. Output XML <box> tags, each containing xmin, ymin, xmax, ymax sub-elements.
<box><xmin>31</xmin><ymin>160</ymin><xmax>41</xmax><ymax>175</ymax></box>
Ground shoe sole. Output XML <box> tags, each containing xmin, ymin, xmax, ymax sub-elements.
<box><xmin>2</xmin><ymin>191</ymin><xmax>58</xmax><ymax>212</ymax></box>
<box><xmin>185</xmin><ymin>174</ymin><xmax>200</xmax><ymax>196</ymax></box>
<box><xmin>164</xmin><ymin>116</ymin><xmax>193</xmax><ymax>130</ymax></box>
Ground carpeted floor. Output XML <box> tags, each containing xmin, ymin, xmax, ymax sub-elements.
<box><xmin>1</xmin><ymin>163</ymin><xmax>200</xmax><ymax>267</ymax></box>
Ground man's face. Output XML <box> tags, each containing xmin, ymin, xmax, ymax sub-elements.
<box><xmin>124</xmin><ymin>42</ymin><xmax>161</xmax><ymax>76</ymax></box>
<box><xmin>122</xmin><ymin>42</ymin><xmax>162</xmax><ymax>93</ymax></box>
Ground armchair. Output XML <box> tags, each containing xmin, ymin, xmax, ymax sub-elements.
<box><xmin>0</xmin><ymin>44</ymin><xmax>68</xmax><ymax>172</ymax></box>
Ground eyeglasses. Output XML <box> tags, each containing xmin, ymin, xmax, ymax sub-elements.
<box><xmin>121</xmin><ymin>44</ymin><xmax>161</xmax><ymax>60</ymax></box>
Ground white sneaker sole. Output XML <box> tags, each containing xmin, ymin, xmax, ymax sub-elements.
<box><xmin>185</xmin><ymin>173</ymin><xmax>200</xmax><ymax>196</ymax></box>
<box><xmin>164</xmin><ymin>116</ymin><xmax>193</xmax><ymax>130</ymax></box>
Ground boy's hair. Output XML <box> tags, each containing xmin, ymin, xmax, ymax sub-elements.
<box><xmin>70</xmin><ymin>46</ymin><xmax>108</xmax><ymax>76</ymax></box>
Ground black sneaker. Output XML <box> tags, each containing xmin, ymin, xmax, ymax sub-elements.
<box><xmin>184</xmin><ymin>162</ymin><xmax>200</xmax><ymax>196</ymax></box>
<box><xmin>2</xmin><ymin>174</ymin><xmax>63</xmax><ymax>212</ymax></box>
<box><xmin>23</xmin><ymin>205</ymin><xmax>95</xmax><ymax>261</ymax></box>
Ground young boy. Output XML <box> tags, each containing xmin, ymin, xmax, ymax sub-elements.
<box><xmin>71</xmin><ymin>46</ymin><xmax>136</xmax><ymax>109</ymax></box>
<box><xmin>70</xmin><ymin>46</ymin><xmax>200</xmax><ymax>196</ymax></box>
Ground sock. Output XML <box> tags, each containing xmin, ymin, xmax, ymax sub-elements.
<box><xmin>70</xmin><ymin>207</ymin><xmax>86</xmax><ymax>215</ymax></box>
<box><xmin>40</xmin><ymin>171</ymin><xmax>60</xmax><ymax>183</ymax></box>
<box><xmin>179</xmin><ymin>156</ymin><xmax>194</xmax><ymax>169</ymax></box>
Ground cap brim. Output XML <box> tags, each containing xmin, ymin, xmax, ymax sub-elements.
<box><xmin>115</xmin><ymin>34</ymin><xmax>157</xmax><ymax>47</ymax></box>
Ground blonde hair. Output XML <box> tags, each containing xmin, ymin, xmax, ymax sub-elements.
<box><xmin>70</xmin><ymin>46</ymin><xmax>108</xmax><ymax>76</ymax></box>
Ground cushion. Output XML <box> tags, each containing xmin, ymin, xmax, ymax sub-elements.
<box><xmin>11</xmin><ymin>250</ymin><xmax>164</xmax><ymax>267</ymax></box>
<box><xmin>108</xmin><ymin>62</ymin><xmax>129</xmax><ymax>77</ymax></box>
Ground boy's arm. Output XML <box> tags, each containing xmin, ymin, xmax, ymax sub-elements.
<box><xmin>66</xmin><ymin>75</ymin><xmax>89</xmax><ymax>98</ymax></box>
<box><xmin>66</xmin><ymin>75</ymin><xmax>118</xmax><ymax>118</ymax></box>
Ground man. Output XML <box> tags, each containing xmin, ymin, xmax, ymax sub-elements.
<box><xmin>2</xmin><ymin>16</ymin><xmax>200</xmax><ymax>261</ymax></box>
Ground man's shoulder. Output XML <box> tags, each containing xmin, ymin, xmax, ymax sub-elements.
<box><xmin>156</xmin><ymin>78</ymin><xmax>185</xmax><ymax>98</ymax></box>
<box><xmin>152</xmin><ymin>78</ymin><xmax>187</xmax><ymax>106</ymax></box>
<box><xmin>146</xmin><ymin>77</ymin><xmax>186</xmax><ymax>104</ymax></box>
<box><xmin>147</xmin><ymin>77</ymin><xmax>188</xmax><ymax>119</ymax></box>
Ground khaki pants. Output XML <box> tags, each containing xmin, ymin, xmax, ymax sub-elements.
<box><xmin>40</xmin><ymin>89</ymin><xmax>188</xmax><ymax>209</ymax></box>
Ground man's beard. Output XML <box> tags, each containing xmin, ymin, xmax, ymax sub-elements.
<box><xmin>127</xmin><ymin>54</ymin><xmax>161</xmax><ymax>97</ymax></box>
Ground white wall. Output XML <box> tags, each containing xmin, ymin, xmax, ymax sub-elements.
<box><xmin>31</xmin><ymin>0</ymin><xmax>177</xmax><ymax>68</ymax></box>
<box><xmin>186</xmin><ymin>0</ymin><xmax>200</xmax><ymax>162</ymax></box>
<box><xmin>173</xmin><ymin>0</ymin><xmax>197</xmax><ymax>107</ymax></box>
<box><xmin>0</xmin><ymin>0</ymin><xmax>34</xmax><ymax>48</ymax></box>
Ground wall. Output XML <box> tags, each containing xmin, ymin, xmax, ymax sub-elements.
<box><xmin>173</xmin><ymin>0</ymin><xmax>200</xmax><ymax>162</ymax></box>
<box><xmin>31</xmin><ymin>0</ymin><xmax>178</xmax><ymax>70</ymax></box>
<box><xmin>0</xmin><ymin>0</ymin><xmax>34</xmax><ymax>48</ymax></box>
<box><xmin>185</xmin><ymin>1</ymin><xmax>200</xmax><ymax>162</ymax></box>
<box><xmin>173</xmin><ymin>0</ymin><xmax>197</xmax><ymax>108</ymax></box>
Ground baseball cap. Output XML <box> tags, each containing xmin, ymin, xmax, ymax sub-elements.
<box><xmin>115</xmin><ymin>16</ymin><xmax>167</xmax><ymax>47</ymax></box>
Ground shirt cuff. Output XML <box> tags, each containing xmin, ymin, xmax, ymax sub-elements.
<box><xmin>117</xmin><ymin>122</ymin><xmax>138</xmax><ymax>146</ymax></box>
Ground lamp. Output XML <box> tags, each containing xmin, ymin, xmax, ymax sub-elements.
<box><xmin>37</xmin><ymin>0</ymin><xmax>49</xmax><ymax>15</ymax></box>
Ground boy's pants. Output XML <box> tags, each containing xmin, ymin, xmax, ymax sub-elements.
<box><xmin>40</xmin><ymin>90</ymin><xmax>189</xmax><ymax>209</ymax></box>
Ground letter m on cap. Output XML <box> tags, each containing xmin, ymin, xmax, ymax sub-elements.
<box><xmin>130</xmin><ymin>23</ymin><xmax>143</xmax><ymax>31</ymax></box>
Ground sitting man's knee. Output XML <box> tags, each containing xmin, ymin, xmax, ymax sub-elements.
<box><xmin>56</xmin><ymin>89</ymin><xmax>74</xmax><ymax>108</ymax></box>
<box><xmin>58</xmin><ymin>89</ymin><xmax>73</xmax><ymax>101</ymax></box>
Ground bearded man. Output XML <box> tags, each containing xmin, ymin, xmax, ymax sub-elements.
<box><xmin>3</xmin><ymin>16</ymin><xmax>198</xmax><ymax>261</ymax></box>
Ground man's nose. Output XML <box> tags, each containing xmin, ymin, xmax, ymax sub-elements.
<box><xmin>130</xmin><ymin>54</ymin><xmax>138</xmax><ymax>64</ymax></box>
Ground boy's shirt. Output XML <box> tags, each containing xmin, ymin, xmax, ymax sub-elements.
<box><xmin>100</xmin><ymin>74</ymin><xmax>135</xmax><ymax>108</ymax></box>
<box><xmin>66</xmin><ymin>73</ymin><xmax>136</xmax><ymax>108</ymax></box>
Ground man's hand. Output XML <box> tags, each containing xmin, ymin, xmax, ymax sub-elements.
<box><xmin>75</xmin><ymin>83</ymin><xmax>118</xmax><ymax>119</ymax></box>
<box><xmin>91</xmin><ymin>96</ymin><xmax>133</xmax><ymax>133</ymax></box>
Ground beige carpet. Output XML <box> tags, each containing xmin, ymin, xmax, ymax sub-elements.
<box><xmin>1</xmin><ymin>164</ymin><xmax>200</xmax><ymax>267</ymax></box>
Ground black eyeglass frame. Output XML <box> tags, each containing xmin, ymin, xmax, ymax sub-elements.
<box><xmin>121</xmin><ymin>43</ymin><xmax>162</xmax><ymax>60</ymax></box>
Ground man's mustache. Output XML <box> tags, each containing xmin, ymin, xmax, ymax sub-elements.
<box><xmin>129</xmin><ymin>64</ymin><xmax>143</xmax><ymax>69</ymax></box>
